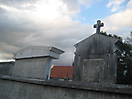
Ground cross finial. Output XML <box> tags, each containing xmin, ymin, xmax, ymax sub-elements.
<box><xmin>93</xmin><ymin>20</ymin><xmax>104</xmax><ymax>34</ymax></box>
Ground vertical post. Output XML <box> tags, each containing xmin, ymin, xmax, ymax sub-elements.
<box><xmin>45</xmin><ymin>57</ymin><xmax>52</xmax><ymax>80</ymax></box>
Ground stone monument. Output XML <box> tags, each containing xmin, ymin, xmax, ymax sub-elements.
<box><xmin>73</xmin><ymin>20</ymin><xmax>122</xmax><ymax>84</ymax></box>
<box><xmin>12</xmin><ymin>46</ymin><xmax>64</xmax><ymax>79</ymax></box>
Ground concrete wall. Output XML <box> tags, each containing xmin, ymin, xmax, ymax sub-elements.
<box><xmin>0</xmin><ymin>77</ymin><xmax>132</xmax><ymax>99</ymax></box>
<box><xmin>73</xmin><ymin>33</ymin><xmax>118</xmax><ymax>83</ymax></box>
<box><xmin>12</xmin><ymin>57</ymin><xmax>51</xmax><ymax>79</ymax></box>
<box><xmin>0</xmin><ymin>62</ymin><xmax>14</xmax><ymax>76</ymax></box>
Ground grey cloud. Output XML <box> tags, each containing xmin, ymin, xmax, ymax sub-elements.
<box><xmin>61</xmin><ymin>0</ymin><xmax>80</xmax><ymax>14</ymax></box>
<box><xmin>0</xmin><ymin>0</ymin><xmax>94</xmax><ymax>65</ymax></box>
<box><xmin>61</xmin><ymin>0</ymin><xmax>99</xmax><ymax>14</ymax></box>
<box><xmin>0</xmin><ymin>0</ymin><xmax>37</xmax><ymax>10</ymax></box>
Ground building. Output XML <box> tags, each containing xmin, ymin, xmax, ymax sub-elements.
<box><xmin>50</xmin><ymin>66</ymin><xmax>73</xmax><ymax>80</ymax></box>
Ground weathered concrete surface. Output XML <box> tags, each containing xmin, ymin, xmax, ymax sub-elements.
<box><xmin>0</xmin><ymin>62</ymin><xmax>14</xmax><ymax>76</ymax></box>
<box><xmin>82</xmin><ymin>59</ymin><xmax>104</xmax><ymax>82</ymax></box>
<box><xmin>0</xmin><ymin>76</ymin><xmax>132</xmax><ymax>99</ymax></box>
<box><xmin>74</xmin><ymin>33</ymin><xmax>120</xmax><ymax>83</ymax></box>
<box><xmin>13</xmin><ymin>46</ymin><xmax>64</xmax><ymax>59</ymax></box>
<box><xmin>12</xmin><ymin>57</ymin><xmax>51</xmax><ymax>79</ymax></box>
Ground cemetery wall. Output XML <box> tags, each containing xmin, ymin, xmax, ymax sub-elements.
<box><xmin>0</xmin><ymin>76</ymin><xmax>132</xmax><ymax>99</ymax></box>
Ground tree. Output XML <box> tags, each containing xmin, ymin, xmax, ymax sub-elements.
<box><xmin>100</xmin><ymin>31</ymin><xmax>122</xmax><ymax>41</ymax></box>
<box><xmin>117</xmin><ymin>33</ymin><xmax>132</xmax><ymax>85</ymax></box>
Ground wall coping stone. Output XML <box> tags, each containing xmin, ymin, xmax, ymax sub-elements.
<box><xmin>0</xmin><ymin>75</ymin><xmax>132</xmax><ymax>95</ymax></box>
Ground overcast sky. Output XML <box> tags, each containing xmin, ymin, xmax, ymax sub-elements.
<box><xmin>0</xmin><ymin>0</ymin><xmax>132</xmax><ymax>66</ymax></box>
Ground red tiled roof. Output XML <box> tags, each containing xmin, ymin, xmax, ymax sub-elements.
<box><xmin>50</xmin><ymin>66</ymin><xmax>73</xmax><ymax>79</ymax></box>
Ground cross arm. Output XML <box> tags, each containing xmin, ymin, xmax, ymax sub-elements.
<box><xmin>100</xmin><ymin>23</ymin><xmax>104</xmax><ymax>27</ymax></box>
<box><xmin>93</xmin><ymin>24</ymin><xmax>97</xmax><ymax>28</ymax></box>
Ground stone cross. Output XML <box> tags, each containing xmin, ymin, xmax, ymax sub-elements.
<box><xmin>93</xmin><ymin>20</ymin><xmax>104</xmax><ymax>34</ymax></box>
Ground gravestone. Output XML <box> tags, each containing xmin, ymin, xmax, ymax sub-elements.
<box><xmin>12</xmin><ymin>46</ymin><xmax>64</xmax><ymax>79</ymax></box>
<box><xmin>73</xmin><ymin>20</ymin><xmax>122</xmax><ymax>84</ymax></box>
